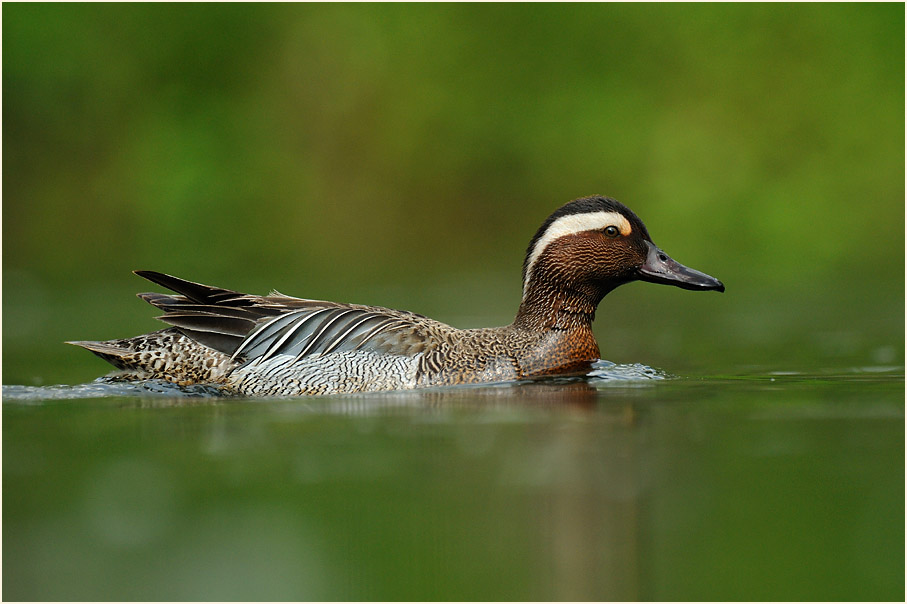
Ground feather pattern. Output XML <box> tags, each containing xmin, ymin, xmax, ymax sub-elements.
<box><xmin>69</xmin><ymin>196</ymin><xmax>724</xmax><ymax>395</ymax></box>
<box><xmin>252</xmin><ymin>308</ymin><xmax>335</xmax><ymax>364</ymax></box>
<box><xmin>130</xmin><ymin>272</ymin><xmax>430</xmax><ymax>371</ymax></box>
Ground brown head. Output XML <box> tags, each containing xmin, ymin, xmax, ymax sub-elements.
<box><xmin>515</xmin><ymin>195</ymin><xmax>724</xmax><ymax>330</ymax></box>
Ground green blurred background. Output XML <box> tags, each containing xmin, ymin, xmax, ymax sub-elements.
<box><xmin>3</xmin><ymin>3</ymin><xmax>904</xmax><ymax>382</ymax></box>
<box><xmin>3</xmin><ymin>6</ymin><xmax>904</xmax><ymax>602</ymax></box>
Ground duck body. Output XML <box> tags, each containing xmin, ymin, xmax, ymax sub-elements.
<box><xmin>70</xmin><ymin>196</ymin><xmax>724</xmax><ymax>396</ymax></box>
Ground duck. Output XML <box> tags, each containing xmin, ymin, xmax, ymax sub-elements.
<box><xmin>69</xmin><ymin>195</ymin><xmax>724</xmax><ymax>396</ymax></box>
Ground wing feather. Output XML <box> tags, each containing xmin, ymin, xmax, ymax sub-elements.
<box><xmin>233</xmin><ymin>310</ymin><xmax>312</xmax><ymax>361</ymax></box>
<box><xmin>235</xmin><ymin>308</ymin><xmax>420</xmax><ymax>366</ymax></box>
<box><xmin>132</xmin><ymin>270</ymin><xmax>442</xmax><ymax>365</ymax></box>
<box><xmin>254</xmin><ymin>308</ymin><xmax>334</xmax><ymax>364</ymax></box>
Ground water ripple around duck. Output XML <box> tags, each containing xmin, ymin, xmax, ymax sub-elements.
<box><xmin>3</xmin><ymin>360</ymin><xmax>669</xmax><ymax>403</ymax></box>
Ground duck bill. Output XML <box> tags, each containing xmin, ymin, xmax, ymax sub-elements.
<box><xmin>636</xmin><ymin>241</ymin><xmax>725</xmax><ymax>292</ymax></box>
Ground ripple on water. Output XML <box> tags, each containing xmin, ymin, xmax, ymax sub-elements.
<box><xmin>587</xmin><ymin>359</ymin><xmax>669</xmax><ymax>382</ymax></box>
<box><xmin>2</xmin><ymin>379</ymin><xmax>227</xmax><ymax>402</ymax></box>
<box><xmin>3</xmin><ymin>361</ymin><xmax>667</xmax><ymax>402</ymax></box>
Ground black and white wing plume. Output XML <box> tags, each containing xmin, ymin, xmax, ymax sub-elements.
<box><xmin>135</xmin><ymin>271</ymin><xmax>434</xmax><ymax>366</ymax></box>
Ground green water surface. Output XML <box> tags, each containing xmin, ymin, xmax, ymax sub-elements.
<box><xmin>3</xmin><ymin>370</ymin><xmax>903</xmax><ymax>601</ymax></box>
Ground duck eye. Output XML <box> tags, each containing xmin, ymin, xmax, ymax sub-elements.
<box><xmin>604</xmin><ymin>225</ymin><xmax>620</xmax><ymax>238</ymax></box>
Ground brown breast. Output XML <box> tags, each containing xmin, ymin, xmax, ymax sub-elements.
<box><xmin>513</xmin><ymin>326</ymin><xmax>600</xmax><ymax>378</ymax></box>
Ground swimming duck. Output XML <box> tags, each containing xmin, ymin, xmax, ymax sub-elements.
<box><xmin>69</xmin><ymin>196</ymin><xmax>724</xmax><ymax>395</ymax></box>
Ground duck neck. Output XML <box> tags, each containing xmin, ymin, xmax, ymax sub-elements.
<box><xmin>513</xmin><ymin>276</ymin><xmax>613</xmax><ymax>332</ymax></box>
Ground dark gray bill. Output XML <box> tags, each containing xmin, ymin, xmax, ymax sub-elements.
<box><xmin>636</xmin><ymin>240</ymin><xmax>725</xmax><ymax>292</ymax></box>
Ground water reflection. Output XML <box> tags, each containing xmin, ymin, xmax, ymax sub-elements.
<box><xmin>502</xmin><ymin>401</ymin><xmax>643</xmax><ymax>600</ymax></box>
<box><xmin>3</xmin><ymin>369</ymin><xmax>902</xmax><ymax>600</ymax></box>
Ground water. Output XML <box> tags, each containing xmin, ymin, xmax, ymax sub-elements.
<box><xmin>3</xmin><ymin>362</ymin><xmax>903</xmax><ymax>600</ymax></box>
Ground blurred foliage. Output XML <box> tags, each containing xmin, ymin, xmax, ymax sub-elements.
<box><xmin>3</xmin><ymin>4</ymin><xmax>904</xmax><ymax>383</ymax></box>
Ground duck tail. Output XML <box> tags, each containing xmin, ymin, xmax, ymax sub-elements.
<box><xmin>66</xmin><ymin>338</ymin><xmax>144</xmax><ymax>372</ymax></box>
<box><xmin>67</xmin><ymin>329</ymin><xmax>233</xmax><ymax>383</ymax></box>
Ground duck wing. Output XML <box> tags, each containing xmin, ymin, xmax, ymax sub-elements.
<box><xmin>135</xmin><ymin>271</ymin><xmax>438</xmax><ymax>365</ymax></box>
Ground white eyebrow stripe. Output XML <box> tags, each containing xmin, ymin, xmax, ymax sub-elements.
<box><xmin>522</xmin><ymin>211</ymin><xmax>631</xmax><ymax>296</ymax></box>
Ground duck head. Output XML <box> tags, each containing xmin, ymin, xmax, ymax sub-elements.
<box><xmin>516</xmin><ymin>195</ymin><xmax>723</xmax><ymax>329</ymax></box>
